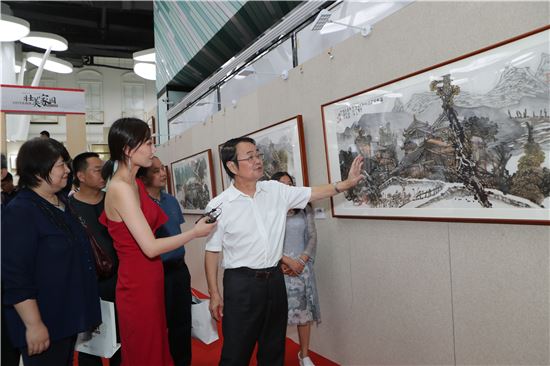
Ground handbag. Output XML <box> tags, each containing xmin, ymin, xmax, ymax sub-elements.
<box><xmin>67</xmin><ymin>200</ymin><xmax>114</xmax><ymax>279</ymax></box>
<box><xmin>191</xmin><ymin>291</ymin><xmax>219</xmax><ymax>344</ymax></box>
<box><xmin>75</xmin><ymin>300</ymin><xmax>121</xmax><ymax>358</ymax></box>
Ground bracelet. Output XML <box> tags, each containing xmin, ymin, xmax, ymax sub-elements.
<box><xmin>297</xmin><ymin>257</ymin><xmax>306</xmax><ymax>266</ymax></box>
<box><xmin>333</xmin><ymin>181</ymin><xmax>342</xmax><ymax>194</ymax></box>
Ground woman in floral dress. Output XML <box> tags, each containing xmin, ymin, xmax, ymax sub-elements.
<box><xmin>271</xmin><ymin>172</ymin><xmax>321</xmax><ymax>366</ymax></box>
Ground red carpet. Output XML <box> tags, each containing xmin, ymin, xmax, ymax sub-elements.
<box><xmin>75</xmin><ymin>289</ymin><xmax>339</xmax><ymax>366</ymax></box>
<box><xmin>191</xmin><ymin>318</ymin><xmax>339</xmax><ymax>366</ymax></box>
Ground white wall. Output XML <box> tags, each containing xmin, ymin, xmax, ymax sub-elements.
<box><xmin>22</xmin><ymin>65</ymin><xmax>156</xmax><ymax>144</ymax></box>
<box><xmin>156</xmin><ymin>2</ymin><xmax>550</xmax><ymax>365</ymax></box>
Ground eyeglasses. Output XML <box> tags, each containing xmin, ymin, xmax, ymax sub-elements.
<box><xmin>195</xmin><ymin>203</ymin><xmax>222</xmax><ymax>224</ymax></box>
<box><xmin>235</xmin><ymin>153</ymin><xmax>264</xmax><ymax>164</ymax></box>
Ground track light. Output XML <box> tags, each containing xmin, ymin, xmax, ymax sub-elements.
<box><xmin>235</xmin><ymin>67</ymin><xmax>288</xmax><ymax>80</ymax></box>
<box><xmin>311</xmin><ymin>9</ymin><xmax>372</xmax><ymax>37</ymax></box>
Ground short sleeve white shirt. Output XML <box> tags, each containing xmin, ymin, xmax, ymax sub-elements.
<box><xmin>204</xmin><ymin>180</ymin><xmax>311</xmax><ymax>269</ymax></box>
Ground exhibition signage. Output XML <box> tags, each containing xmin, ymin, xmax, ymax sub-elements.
<box><xmin>0</xmin><ymin>84</ymin><xmax>85</xmax><ymax>115</ymax></box>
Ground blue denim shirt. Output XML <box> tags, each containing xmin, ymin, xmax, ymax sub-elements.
<box><xmin>151</xmin><ymin>191</ymin><xmax>185</xmax><ymax>262</ymax></box>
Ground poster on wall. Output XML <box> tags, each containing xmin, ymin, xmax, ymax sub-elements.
<box><xmin>219</xmin><ymin>115</ymin><xmax>309</xmax><ymax>189</ymax></box>
<box><xmin>171</xmin><ymin>149</ymin><xmax>216</xmax><ymax>215</ymax></box>
<box><xmin>322</xmin><ymin>27</ymin><xmax>550</xmax><ymax>224</ymax></box>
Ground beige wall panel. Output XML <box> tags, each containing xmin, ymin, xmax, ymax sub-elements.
<box><xmin>340</xmin><ymin>220</ymin><xmax>455</xmax><ymax>365</ymax></box>
<box><xmin>156</xmin><ymin>1</ymin><xmax>550</xmax><ymax>364</ymax></box>
<box><xmin>450</xmin><ymin>223</ymin><xmax>550</xmax><ymax>365</ymax></box>
<box><xmin>65</xmin><ymin>114</ymin><xmax>86</xmax><ymax>157</ymax></box>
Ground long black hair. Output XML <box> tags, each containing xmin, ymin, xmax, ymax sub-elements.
<box><xmin>102</xmin><ymin>118</ymin><xmax>151</xmax><ymax>180</ymax></box>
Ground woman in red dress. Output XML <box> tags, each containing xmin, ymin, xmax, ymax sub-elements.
<box><xmin>100</xmin><ymin>118</ymin><xmax>216</xmax><ymax>366</ymax></box>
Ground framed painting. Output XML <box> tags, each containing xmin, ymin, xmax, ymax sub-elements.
<box><xmin>163</xmin><ymin>165</ymin><xmax>173</xmax><ymax>195</ymax></box>
<box><xmin>171</xmin><ymin>149</ymin><xmax>216</xmax><ymax>215</ymax></box>
<box><xmin>322</xmin><ymin>26</ymin><xmax>550</xmax><ymax>224</ymax></box>
<box><xmin>219</xmin><ymin>115</ymin><xmax>309</xmax><ymax>189</ymax></box>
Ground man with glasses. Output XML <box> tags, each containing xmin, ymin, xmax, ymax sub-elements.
<box><xmin>205</xmin><ymin>136</ymin><xmax>364</xmax><ymax>366</ymax></box>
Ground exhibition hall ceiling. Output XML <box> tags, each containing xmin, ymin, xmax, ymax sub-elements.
<box><xmin>4</xmin><ymin>1</ymin><xmax>154</xmax><ymax>67</ymax></box>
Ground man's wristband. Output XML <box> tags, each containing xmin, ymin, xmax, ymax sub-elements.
<box><xmin>333</xmin><ymin>181</ymin><xmax>343</xmax><ymax>194</ymax></box>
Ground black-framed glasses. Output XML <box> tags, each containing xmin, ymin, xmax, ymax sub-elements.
<box><xmin>195</xmin><ymin>202</ymin><xmax>222</xmax><ymax>224</ymax></box>
<box><xmin>236</xmin><ymin>153</ymin><xmax>264</xmax><ymax>164</ymax></box>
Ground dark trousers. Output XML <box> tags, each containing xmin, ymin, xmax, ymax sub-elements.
<box><xmin>21</xmin><ymin>336</ymin><xmax>76</xmax><ymax>366</ymax></box>
<box><xmin>219</xmin><ymin>266</ymin><xmax>287</xmax><ymax>366</ymax></box>
<box><xmin>164</xmin><ymin>258</ymin><xmax>192</xmax><ymax>366</ymax></box>
<box><xmin>2</xmin><ymin>307</ymin><xmax>20</xmax><ymax>366</ymax></box>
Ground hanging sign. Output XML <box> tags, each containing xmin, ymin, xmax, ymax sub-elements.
<box><xmin>0</xmin><ymin>84</ymin><xmax>85</xmax><ymax>115</ymax></box>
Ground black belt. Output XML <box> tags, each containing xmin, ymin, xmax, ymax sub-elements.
<box><xmin>229</xmin><ymin>265</ymin><xmax>280</xmax><ymax>279</ymax></box>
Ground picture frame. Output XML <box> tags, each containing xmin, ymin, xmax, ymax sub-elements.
<box><xmin>218</xmin><ymin>115</ymin><xmax>309</xmax><ymax>189</ymax></box>
<box><xmin>163</xmin><ymin>165</ymin><xmax>173</xmax><ymax>195</ymax></box>
<box><xmin>322</xmin><ymin>26</ymin><xmax>550</xmax><ymax>225</ymax></box>
<box><xmin>171</xmin><ymin>149</ymin><xmax>216</xmax><ymax>215</ymax></box>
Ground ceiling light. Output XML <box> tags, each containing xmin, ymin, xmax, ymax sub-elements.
<box><xmin>133</xmin><ymin>48</ymin><xmax>155</xmax><ymax>63</ymax></box>
<box><xmin>196</xmin><ymin>101</ymin><xmax>221</xmax><ymax>107</ymax></box>
<box><xmin>26</xmin><ymin>52</ymin><xmax>73</xmax><ymax>74</ymax></box>
<box><xmin>21</xmin><ymin>31</ymin><xmax>68</xmax><ymax>51</ymax></box>
<box><xmin>311</xmin><ymin>9</ymin><xmax>372</xmax><ymax>37</ymax></box>
<box><xmin>0</xmin><ymin>14</ymin><xmax>30</xmax><ymax>42</ymax></box>
<box><xmin>134</xmin><ymin>62</ymin><xmax>156</xmax><ymax>80</ymax></box>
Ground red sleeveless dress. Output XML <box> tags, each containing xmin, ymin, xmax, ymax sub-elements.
<box><xmin>100</xmin><ymin>179</ymin><xmax>173</xmax><ymax>366</ymax></box>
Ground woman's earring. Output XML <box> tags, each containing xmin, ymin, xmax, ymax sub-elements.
<box><xmin>127</xmin><ymin>157</ymin><xmax>132</xmax><ymax>170</ymax></box>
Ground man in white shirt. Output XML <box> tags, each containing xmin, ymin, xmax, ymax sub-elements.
<box><xmin>205</xmin><ymin>137</ymin><xmax>364</xmax><ymax>366</ymax></box>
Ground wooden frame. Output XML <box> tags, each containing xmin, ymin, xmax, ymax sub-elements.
<box><xmin>171</xmin><ymin>149</ymin><xmax>216</xmax><ymax>215</ymax></box>
<box><xmin>218</xmin><ymin>115</ymin><xmax>309</xmax><ymax>189</ymax></box>
<box><xmin>163</xmin><ymin>165</ymin><xmax>173</xmax><ymax>195</ymax></box>
<box><xmin>321</xmin><ymin>26</ymin><xmax>550</xmax><ymax>225</ymax></box>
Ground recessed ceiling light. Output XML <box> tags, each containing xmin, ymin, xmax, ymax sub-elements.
<box><xmin>21</xmin><ymin>31</ymin><xmax>68</xmax><ymax>51</ymax></box>
<box><xmin>0</xmin><ymin>14</ymin><xmax>30</xmax><ymax>42</ymax></box>
<box><xmin>134</xmin><ymin>62</ymin><xmax>156</xmax><ymax>80</ymax></box>
<box><xmin>133</xmin><ymin>48</ymin><xmax>155</xmax><ymax>63</ymax></box>
<box><xmin>26</xmin><ymin>52</ymin><xmax>73</xmax><ymax>74</ymax></box>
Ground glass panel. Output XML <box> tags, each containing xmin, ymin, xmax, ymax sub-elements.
<box><xmin>297</xmin><ymin>1</ymin><xmax>411</xmax><ymax>65</ymax></box>
<box><xmin>219</xmin><ymin>38</ymin><xmax>293</xmax><ymax>109</ymax></box>
<box><xmin>169</xmin><ymin>90</ymin><xmax>218</xmax><ymax>136</ymax></box>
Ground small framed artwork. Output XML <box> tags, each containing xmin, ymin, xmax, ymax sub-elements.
<box><xmin>322</xmin><ymin>26</ymin><xmax>550</xmax><ymax>224</ymax></box>
<box><xmin>171</xmin><ymin>149</ymin><xmax>217</xmax><ymax>215</ymax></box>
<box><xmin>219</xmin><ymin>115</ymin><xmax>309</xmax><ymax>189</ymax></box>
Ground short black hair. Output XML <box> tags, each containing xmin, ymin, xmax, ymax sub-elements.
<box><xmin>270</xmin><ymin>171</ymin><xmax>294</xmax><ymax>185</ymax></box>
<box><xmin>136</xmin><ymin>156</ymin><xmax>159</xmax><ymax>179</ymax></box>
<box><xmin>2</xmin><ymin>172</ymin><xmax>13</xmax><ymax>182</ymax></box>
<box><xmin>72</xmin><ymin>152</ymin><xmax>100</xmax><ymax>188</ymax></box>
<box><xmin>40</xmin><ymin>130</ymin><xmax>50</xmax><ymax>138</ymax></box>
<box><xmin>17</xmin><ymin>138</ymin><xmax>71</xmax><ymax>189</ymax></box>
<box><xmin>220</xmin><ymin>136</ymin><xmax>256</xmax><ymax>179</ymax></box>
<box><xmin>1</xmin><ymin>154</ymin><xmax>7</xmax><ymax>169</ymax></box>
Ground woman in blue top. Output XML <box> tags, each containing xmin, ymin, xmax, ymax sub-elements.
<box><xmin>1</xmin><ymin>138</ymin><xmax>101</xmax><ymax>365</ymax></box>
<box><xmin>271</xmin><ymin>172</ymin><xmax>321</xmax><ymax>366</ymax></box>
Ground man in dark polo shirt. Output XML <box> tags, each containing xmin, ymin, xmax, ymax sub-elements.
<box><xmin>138</xmin><ymin>156</ymin><xmax>191</xmax><ymax>366</ymax></box>
<box><xmin>69</xmin><ymin>152</ymin><xmax>120</xmax><ymax>366</ymax></box>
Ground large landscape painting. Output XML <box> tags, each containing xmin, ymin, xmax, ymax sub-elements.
<box><xmin>322</xmin><ymin>28</ymin><xmax>550</xmax><ymax>224</ymax></box>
